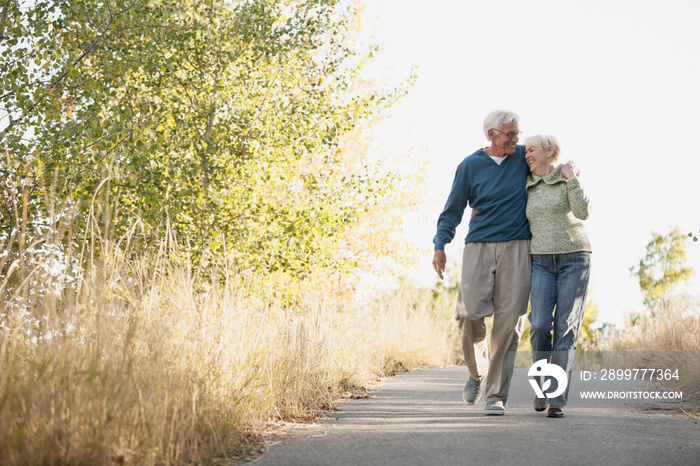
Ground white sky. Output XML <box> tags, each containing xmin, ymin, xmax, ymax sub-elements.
<box><xmin>361</xmin><ymin>0</ymin><xmax>700</xmax><ymax>324</ymax></box>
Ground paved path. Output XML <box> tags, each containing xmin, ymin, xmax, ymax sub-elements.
<box><xmin>247</xmin><ymin>366</ymin><xmax>700</xmax><ymax>465</ymax></box>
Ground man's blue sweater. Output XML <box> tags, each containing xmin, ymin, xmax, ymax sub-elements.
<box><xmin>433</xmin><ymin>145</ymin><xmax>531</xmax><ymax>250</ymax></box>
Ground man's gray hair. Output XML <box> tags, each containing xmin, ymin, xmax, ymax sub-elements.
<box><xmin>483</xmin><ymin>110</ymin><xmax>520</xmax><ymax>141</ymax></box>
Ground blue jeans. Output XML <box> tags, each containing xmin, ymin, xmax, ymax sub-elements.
<box><xmin>529</xmin><ymin>252</ymin><xmax>591</xmax><ymax>406</ymax></box>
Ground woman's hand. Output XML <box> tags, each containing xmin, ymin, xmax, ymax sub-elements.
<box><xmin>561</xmin><ymin>161</ymin><xmax>580</xmax><ymax>180</ymax></box>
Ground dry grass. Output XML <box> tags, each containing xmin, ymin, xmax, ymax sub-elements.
<box><xmin>0</xmin><ymin>243</ymin><xmax>457</xmax><ymax>464</ymax></box>
<box><xmin>604</xmin><ymin>294</ymin><xmax>700</xmax><ymax>352</ymax></box>
<box><xmin>628</xmin><ymin>295</ymin><xmax>700</xmax><ymax>352</ymax></box>
<box><xmin>599</xmin><ymin>294</ymin><xmax>700</xmax><ymax>404</ymax></box>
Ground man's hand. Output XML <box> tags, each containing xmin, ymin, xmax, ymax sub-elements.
<box><xmin>432</xmin><ymin>249</ymin><xmax>446</xmax><ymax>280</ymax></box>
<box><xmin>561</xmin><ymin>161</ymin><xmax>580</xmax><ymax>180</ymax></box>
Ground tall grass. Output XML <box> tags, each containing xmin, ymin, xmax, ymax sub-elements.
<box><xmin>602</xmin><ymin>294</ymin><xmax>700</xmax><ymax>352</ymax></box>
<box><xmin>625</xmin><ymin>295</ymin><xmax>700</xmax><ymax>352</ymax></box>
<box><xmin>0</xmin><ymin>233</ymin><xmax>457</xmax><ymax>464</ymax></box>
<box><xmin>600</xmin><ymin>294</ymin><xmax>700</xmax><ymax>405</ymax></box>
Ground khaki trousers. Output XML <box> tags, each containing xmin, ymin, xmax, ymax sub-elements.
<box><xmin>456</xmin><ymin>239</ymin><xmax>530</xmax><ymax>403</ymax></box>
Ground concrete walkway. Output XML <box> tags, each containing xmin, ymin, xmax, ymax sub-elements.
<box><xmin>248</xmin><ymin>366</ymin><xmax>700</xmax><ymax>465</ymax></box>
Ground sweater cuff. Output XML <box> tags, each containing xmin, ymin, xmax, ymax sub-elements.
<box><xmin>566</xmin><ymin>177</ymin><xmax>581</xmax><ymax>188</ymax></box>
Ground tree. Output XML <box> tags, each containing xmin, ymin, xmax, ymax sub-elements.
<box><xmin>1</xmin><ymin>0</ymin><xmax>409</xmax><ymax>307</ymax></box>
<box><xmin>631</xmin><ymin>227</ymin><xmax>694</xmax><ymax>312</ymax></box>
<box><xmin>578</xmin><ymin>291</ymin><xmax>599</xmax><ymax>349</ymax></box>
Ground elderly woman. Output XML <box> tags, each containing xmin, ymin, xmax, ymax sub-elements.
<box><xmin>524</xmin><ymin>134</ymin><xmax>592</xmax><ymax>418</ymax></box>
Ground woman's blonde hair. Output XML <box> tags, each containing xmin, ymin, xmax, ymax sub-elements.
<box><xmin>524</xmin><ymin>134</ymin><xmax>561</xmax><ymax>162</ymax></box>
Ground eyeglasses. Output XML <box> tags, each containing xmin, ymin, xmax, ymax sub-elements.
<box><xmin>492</xmin><ymin>129</ymin><xmax>522</xmax><ymax>139</ymax></box>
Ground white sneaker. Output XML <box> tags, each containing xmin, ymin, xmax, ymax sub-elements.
<box><xmin>484</xmin><ymin>400</ymin><xmax>505</xmax><ymax>416</ymax></box>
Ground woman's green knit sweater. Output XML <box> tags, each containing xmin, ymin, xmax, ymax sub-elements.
<box><xmin>525</xmin><ymin>164</ymin><xmax>592</xmax><ymax>254</ymax></box>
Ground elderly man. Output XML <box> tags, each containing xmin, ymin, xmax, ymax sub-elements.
<box><xmin>432</xmin><ymin>110</ymin><xmax>531</xmax><ymax>416</ymax></box>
